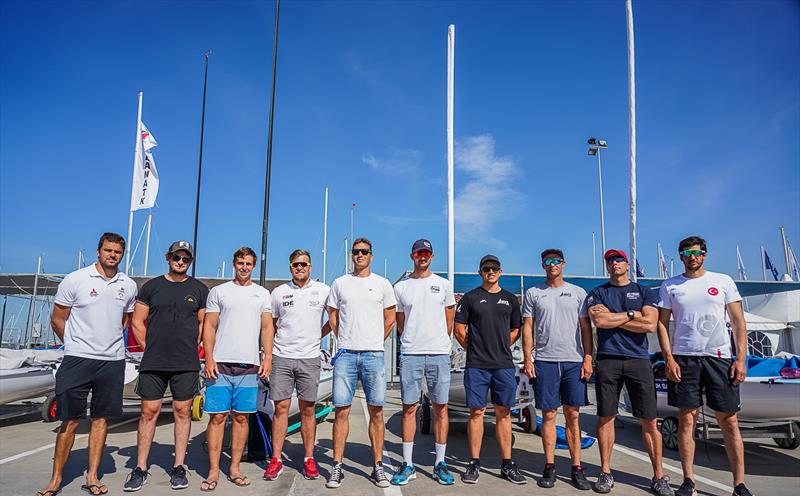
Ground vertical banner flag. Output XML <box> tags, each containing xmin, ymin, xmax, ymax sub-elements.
<box><xmin>131</xmin><ymin>123</ymin><xmax>159</xmax><ymax>211</ymax></box>
<box><xmin>636</xmin><ymin>259</ymin><xmax>645</xmax><ymax>278</ymax></box>
<box><xmin>141</xmin><ymin>123</ymin><xmax>158</xmax><ymax>150</ymax></box>
<box><xmin>657</xmin><ymin>243</ymin><xmax>667</xmax><ymax>278</ymax></box>
<box><xmin>764</xmin><ymin>250</ymin><xmax>779</xmax><ymax>281</ymax></box>
<box><xmin>788</xmin><ymin>242</ymin><xmax>800</xmax><ymax>281</ymax></box>
<box><xmin>736</xmin><ymin>245</ymin><xmax>747</xmax><ymax>280</ymax></box>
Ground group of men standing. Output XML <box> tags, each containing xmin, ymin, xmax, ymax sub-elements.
<box><xmin>37</xmin><ymin>232</ymin><xmax>754</xmax><ymax>496</ymax></box>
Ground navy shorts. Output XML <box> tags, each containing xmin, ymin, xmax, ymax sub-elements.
<box><xmin>464</xmin><ymin>367</ymin><xmax>516</xmax><ymax>409</ymax></box>
<box><xmin>534</xmin><ymin>361</ymin><xmax>588</xmax><ymax>411</ymax></box>
<box><xmin>55</xmin><ymin>356</ymin><xmax>125</xmax><ymax>420</ymax></box>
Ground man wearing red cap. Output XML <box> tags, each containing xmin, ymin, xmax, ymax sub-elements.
<box><xmin>579</xmin><ymin>249</ymin><xmax>673</xmax><ymax>496</ymax></box>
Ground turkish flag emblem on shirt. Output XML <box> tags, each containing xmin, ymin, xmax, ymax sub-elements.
<box><xmin>708</xmin><ymin>287</ymin><xmax>719</xmax><ymax>296</ymax></box>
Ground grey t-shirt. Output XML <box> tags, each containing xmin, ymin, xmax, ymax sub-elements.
<box><xmin>522</xmin><ymin>282</ymin><xmax>587</xmax><ymax>362</ymax></box>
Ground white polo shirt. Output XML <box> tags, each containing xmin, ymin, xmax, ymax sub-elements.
<box><xmin>271</xmin><ymin>279</ymin><xmax>330</xmax><ymax>359</ymax></box>
<box><xmin>394</xmin><ymin>273</ymin><xmax>456</xmax><ymax>355</ymax></box>
<box><xmin>326</xmin><ymin>273</ymin><xmax>397</xmax><ymax>351</ymax></box>
<box><xmin>206</xmin><ymin>281</ymin><xmax>272</xmax><ymax>366</ymax></box>
<box><xmin>54</xmin><ymin>264</ymin><xmax>138</xmax><ymax>361</ymax></box>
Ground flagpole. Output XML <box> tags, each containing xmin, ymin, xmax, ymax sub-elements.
<box><xmin>322</xmin><ymin>187</ymin><xmax>329</xmax><ymax>284</ymax></box>
<box><xmin>592</xmin><ymin>231</ymin><xmax>597</xmax><ymax>276</ymax></box>
<box><xmin>348</xmin><ymin>203</ymin><xmax>355</xmax><ymax>273</ymax></box>
<box><xmin>625</xmin><ymin>0</ymin><xmax>638</xmax><ymax>283</ymax></box>
<box><xmin>760</xmin><ymin>245</ymin><xmax>767</xmax><ymax>281</ymax></box>
<box><xmin>143</xmin><ymin>210</ymin><xmax>153</xmax><ymax>276</ymax></box>
<box><xmin>447</xmin><ymin>24</ymin><xmax>456</xmax><ymax>288</ymax></box>
<box><xmin>259</xmin><ymin>0</ymin><xmax>280</xmax><ymax>286</ymax></box>
<box><xmin>192</xmin><ymin>51</ymin><xmax>211</xmax><ymax>278</ymax></box>
<box><xmin>126</xmin><ymin>91</ymin><xmax>143</xmax><ymax>274</ymax></box>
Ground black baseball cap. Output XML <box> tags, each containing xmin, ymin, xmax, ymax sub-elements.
<box><xmin>479</xmin><ymin>254</ymin><xmax>501</xmax><ymax>267</ymax></box>
<box><xmin>540</xmin><ymin>248</ymin><xmax>564</xmax><ymax>261</ymax></box>
<box><xmin>411</xmin><ymin>239</ymin><xmax>433</xmax><ymax>253</ymax></box>
<box><xmin>167</xmin><ymin>240</ymin><xmax>194</xmax><ymax>257</ymax></box>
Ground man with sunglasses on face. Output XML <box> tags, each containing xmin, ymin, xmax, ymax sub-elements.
<box><xmin>454</xmin><ymin>255</ymin><xmax>526</xmax><ymax>485</ymax></box>
<box><xmin>656</xmin><ymin>236</ymin><xmax>752</xmax><ymax>496</ymax></box>
<box><xmin>391</xmin><ymin>239</ymin><xmax>456</xmax><ymax>486</ymax></box>
<box><xmin>522</xmin><ymin>249</ymin><xmax>593</xmax><ymax>490</ymax></box>
<box><xmin>579</xmin><ymin>249</ymin><xmax>673</xmax><ymax>495</ymax></box>
<box><xmin>263</xmin><ymin>249</ymin><xmax>330</xmax><ymax>482</ymax></box>
<box><xmin>325</xmin><ymin>238</ymin><xmax>397</xmax><ymax>489</ymax></box>
<box><xmin>125</xmin><ymin>241</ymin><xmax>209</xmax><ymax>492</ymax></box>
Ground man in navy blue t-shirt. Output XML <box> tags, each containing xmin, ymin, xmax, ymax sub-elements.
<box><xmin>579</xmin><ymin>249</ymin><xmax>673</xmax><ymax>496</ymax></box>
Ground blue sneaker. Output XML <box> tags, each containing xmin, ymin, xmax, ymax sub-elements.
<box><xmin>390</xmin><ymin>463</ymin><xmax>416</xmax><ymax>485</ymax></box>
<box><xmin>433</xmin><ymin>462</ymin><xmax>455</xmax><ymax>485</ymax></box>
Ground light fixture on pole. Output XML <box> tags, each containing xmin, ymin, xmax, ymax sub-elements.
<box><xmin>587</xmin><ymin>137</ymin><xmax>608</xmax><ymax>258</ymax></box>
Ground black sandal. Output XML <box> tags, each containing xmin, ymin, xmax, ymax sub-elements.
<box><xmin>80</xmin><ymin>484</ymin><xmax>108</xmax><ymax>495</ymax></box>
<box><xmin>200</xmin><ymin>480</ymin><xmax>218</xmax><ymax>492</ymax></box>
<box><xmin>36</xmin><ymin>490</ymin><xmax>62</xmax><ymax>496</ymax></box>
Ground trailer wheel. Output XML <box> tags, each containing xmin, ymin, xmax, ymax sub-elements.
<box><xmin>42</xmin><ymin>394</ymin><xmax>58</xmax><ymax>422</ymax></box>
<box><xmin>191</xmin><ymin>395</ymin><xmax>205</xmax><ymax>421</ymax></box>
<box><xmin>521</xmin><ymin>405</ymin><xmax>537</xmax><ymax>434</ymax></box>
<box><xmin>774</xmin><ymin>422</ymin><xmax>800</xmax><ymax>449</ymax></box>
<box><xmin>660</xmin><ymin>417</ymin><xmax>679</xmax><ymax>450</ymax></box>
<box><xmin>420</xmin><ymin>399</ymin><xmax>432</xmax><ymax>435</ymax></box>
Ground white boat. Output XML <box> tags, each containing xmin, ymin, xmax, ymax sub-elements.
<box><xmin>0</xmin><ymin>365</ymin><xmax>55</xmax><ymax>405</ymax></box>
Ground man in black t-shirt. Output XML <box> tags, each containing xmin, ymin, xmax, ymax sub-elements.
<box><xmin>124</xmin><ymin>240</ymin><xmax>209</xmax><ymax>492</ymax></box>
<box><xmin>454</xmin><ymin>255</ymin><xmax>526</xmax><ymax>486</ymax></box>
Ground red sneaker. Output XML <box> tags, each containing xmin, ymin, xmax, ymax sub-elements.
<box><xmin>263</xmin><ymin>457</ymin><xmax>284</xmax><ymax>481</ymax></box>
<box><xmin>303</xmin><ymin>458</ymin><xmax>320</xmax><ymax>480</ymax></box>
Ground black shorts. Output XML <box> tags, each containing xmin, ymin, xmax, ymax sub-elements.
<box><xmin>596</xmin><ymin>355</ymin><xmax>657</xmax><ymax>420</ymax></box>
<box><xmin>667</xmin><ymin>356</ymin><xmax>740</xmax><ymax>413</ymax></box>
<box><xmin>55</xmin><ymin>356</ymin><xmax>125</xmax><ymax>420</ymax></box>
<box><xmin>136</xmin><ymin>370</ymin><xmax>200</xmax><ymax>401</ymax></box>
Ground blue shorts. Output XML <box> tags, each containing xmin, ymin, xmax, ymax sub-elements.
<box><xmin>533</xmin><ymin>361</ymin><xmax>588</xmax><ymax>411</ymax></box>
<box><xmin>464</xmin><ymin>367</ymin><xmax>516</xmax><ymax>409</ymax></box>
<box><xmin>399</xmin><ymin>354</ymin><xmax>450</xmax><ymax>405</ymax></box>
<box><xmin>332</xmin><ymin>350</ymin><xmax>386</xmax><ymax>407</ymax></box>
<box><xmin>205</xmin><ymin>363</ymin><xmax>259</xmax><ymax>414</ymax></box>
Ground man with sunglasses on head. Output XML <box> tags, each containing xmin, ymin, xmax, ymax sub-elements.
<box><xmin>454</xmin><ymin>255</ymin><xmax>526</xmax><ymax>485</ymax></box>
<box><xmin>391</xmin><ymin>239</ymin><xmax>456</xmax><ymax>486</ymax></box>
<box><xmin>522</xmin><ymin>249</ymin><xmax>593</xmax><ymax>490</ymax></box>
<box><xmin>325</xmin><ymin>238</ymin><xmax>397</xmax><ymax>489</ymax></box>
<box><xmin>579</xmin><ymin>249</ymin><xmax>673</xmax><ymax>495</ymax></box>
<box><xmin>263</xmin><ymin>249</ymin><xmax>330</xmax><ymax>482</ymax></box>
<box><xmin>656</xmin><ymin>236</ymin><xmax>752</xmax><ymax>496</ymax></box>
<box><xmin>124</xmin><ymin>241</ymin><xmax>209</xmax><ymax>492</ymax></box>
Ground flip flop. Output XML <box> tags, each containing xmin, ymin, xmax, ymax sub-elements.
<box><xmin>80</xmin><ymin>484</ymin><xmax>108</xmax><ymax>495</ymax></box>
<box><xmin>36</xmin><ymin>490</ymin><xmax>62</xmax><ymax>496</ymax></box>
<box><xmin>200</xmin><ymin>480</ymin><xmax>218</xmax><ymax>492</ymax></box>
<box><xmin>227</xmin><ymin>475</ymin><xmax>251</xmax><ymax>487</ymax></box>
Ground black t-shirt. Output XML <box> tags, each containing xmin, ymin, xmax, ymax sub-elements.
<box><xmin>137</xmin><ymin>275</ymin><xmax>209</xmax><ymax>372</ymax></box>
<box><xmin>455</xmin><ymin>286</ymin><xmax>522</xmax><ymax>369</ymax></box>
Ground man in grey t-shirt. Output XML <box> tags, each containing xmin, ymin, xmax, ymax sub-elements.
<box><xmin>522</xmin><ymin>248</ymin><xmax>593</xmax><ymax>490</ymax></box>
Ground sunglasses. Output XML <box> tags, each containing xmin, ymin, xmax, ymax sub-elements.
<box><xmin>351</xmin><ymin>249</ymin><xmax>371</xmax><ymax>256</ymax></box>
<box><xmin>680</xmin><ymin>249</ymin><xmax>706</xmax><ymax>257</ymax></box>
<box><xmin>543</xmin><ymin>258</ymin><xmax>564</xmax><ymax>266</ymax></box>
<box><xmin>170</xmin><ymin>254</ymin><xmax>192</xmax><ymax>263</ymax></box>
<box><xmin>290</xmin><ymin>262</ymin><xmax>309</xmax><ymax>269</ymax></box>
<box><xmin>412</xmin><ymin>250</ymin><xmax>432</xmax><ymax>258</ymax></box>
<box><xmin>480</xmin><ymin>265</ymin><xmax>501</xmax><ymax>273</ymax></box>
<box><xmin>605</xmin><ymin>256</ymin><xmax>626</xmax><ymax>264</ymax></box>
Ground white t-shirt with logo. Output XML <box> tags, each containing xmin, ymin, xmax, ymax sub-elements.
<box><xmin>54</xmin><ymin>264</ymin><xmax>138</xmax><ymax>361</ymax></box>
<box><xmin>394</xmin><ymin>273</ymin><xmax>456</xmax><ymax>355</ymax></box>
<box><xmin>206</xmin><ymin>281</ymin><xmax>272</xmax><ymax>365</ymax></box>
<box><xmin>658</xmin><ymin>271</ymin><xmax>742</xmax><ymax>358</ymax></box>
<box><xmin>522</xmin><ymin>282</ymin><xmax>587</xmax><ymax>362</ymax></box>
<box><xmin>270</xmin><ymin>279</ymin><xmax>330</xmax><ymax>359</ymax></box>
<box><xmin>326</xmin><ymin>273</ymin><xmax>397</xmax><ymax>351</ymax></box>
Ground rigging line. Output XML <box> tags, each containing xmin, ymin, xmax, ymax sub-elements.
<box><xmin>128</xmin><ymin>219</ymin><xmax>149</xmax><ymax>272</ymax></box>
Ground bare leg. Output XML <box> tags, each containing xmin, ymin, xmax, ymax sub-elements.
<box><xmin>641</xmin><ymin>418</ymin><xmax>664</xmax><ymax>479</ymax></box>
<box><xmin>678</xmin><ymin>408</ymin><xmax>699</xmax><ymax>481</ymax></box>
<box><xmin>135</xmin><ymin>400</ymin><xmax>163</xmax><ymax>469</ymax></box>
<box><xmin>563</xmin><ymin>406</ymin><xmax>582</xmax><ymax>466</ymax></box>
<box><xmin>495</xmin><ymin>405</ymin><xmax>512</xmax><ymax>459</ymax></box>
<box><xmin>85</xmin><ymin>417</ymin><xmax>109</xmax><ymax>490</ymax></box>
<box><xmin>299</xmin><ymin>400</ymin><xmax>317</xmax><ymax>459</ymax></box>
<box><xmin>541</xmin><ymin>409</ymin><xmax>558</xmax><ymax>464</ymax></box>
<box><xmin>468</xmin><ymin>408</ymin><xmax>485</xmax><ymax>459</ymax></box>
<box><xmin>716</xmin><ymin>411</ymin><xmax>745</xmax><ymax>486</ymax></box>
<box><xmin>38</xmin><ymin>419</ymin><xmax>80</xmax><ymax>493</ymax></box>
<box><xmin>401</xmin><ymin>403</ymin><xmax>417</xmax><ymax>443</ymax></box>
<box><xmin>171</xmin><ymin>399</ymin><xmax>192</xmax><ymax>467</ymax></box>
<box><xmin>597</xmin><ymin>415</ymin><xmax>615</xmax><ymax>473</ymax></box>
<box><xmin>229</xmin><ymin>412</ymin><xmax>250</xmax><ymax>479</ymax></box>
<box><xmin>367</xmin><ymin>404</ymin><xmax>385</xmax><ymax>464</ymax></box>
<box><xmin>332</xmin><ymin>406</ymin><xmax>350</xmax><ymax>463</ymax></box>
<box><xmin>432</xmin><ymin>403</ymin><xmax>449</xmax><ymax>446</ymax></box>
<box><xmin>270</xmin><ymin>399</ymin><xmax>291</xmax><ymax>460</ymax></box>
<box><xmin>205</xmin><ymin>413</ymin><xmax>228</xmax><ymax>482</ymax></box>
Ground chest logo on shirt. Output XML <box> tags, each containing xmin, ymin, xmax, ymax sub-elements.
<box><xmin>116</xmin><ymin>288</ymin><xmax>127</xmax><ymax>301</ymax></box>
<box><xmin>283</xmin><ymin>294</ymin><xmax>293</xmax><ymax>299</ymax></box>
<box><xmin>89</xmin><ymin>288</ymin><xmax>98</xmax><ymax>297</ymax></box>
<box><xmin>497</xmin><ymin>299</ymin><xmax>510</xmax><ymax>306</ymax></box>
<box><xmin>707</xmin><ymin>287</ymin><xmax>719</xmax><ymax>296</ymax></box>
<box><xmin>626</xmin><ymin>292</ymin><xmax>640</xmax><ymax>300</ymax></box>
<box><xmin>478</xmin><ymin>299</ymin><xmax>487</xmax><ymax>304</ymax></box>
<box><xmin>430</xmin><ymin>285</ymin><xmax>440</xmax><ymax>293</ymax></box>
<box><xmin>184</xmin><ymin>295</ymin><xmax>196</xmax><ymax>304</ymax></box>
<box><xmin>283</xmin><ymin>300</ymin><xmax>294</xmax><ymax>307</ymax></box>
<box><xmin>559</xmin><ymin>292</ymin><xmax>572</xmax><ymax>297</ymax></box>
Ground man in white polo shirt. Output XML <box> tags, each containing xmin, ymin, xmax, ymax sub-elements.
<box><xmin>38</xmin><ymin>232</ymin><xmax>138</xmax><ymax>496</ymax></box>
<box><xmin>325</xmin><ymin>237</ymin><xmax>397</xmax><ymax>489</ymax></box>
<box><xmin>263</xmin><ymin>249</ymin><xmax>330</xmax><ymax>481</ymax></box>
<box><xmin>390</xmin><ymin>239</ymin><xmax>456</xmax><ymax>486</ymax></box>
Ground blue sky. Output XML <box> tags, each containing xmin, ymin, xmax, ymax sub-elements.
<box><xmin>1</xmin><ymin>0</ymin><xmax>798</xmax><ymax>284</ymax></box>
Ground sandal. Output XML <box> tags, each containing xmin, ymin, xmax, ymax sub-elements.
<box><xmin>80</xmin><ymin>484</ymin><xmax>108</xmax><ymax>495</ymax></box>
<box><xmin>36</xmin><ymin>490</ymin><xmax>62</xmax><ymax>496</ymax></box>
<box><xmin>227</xmin><ymin>475</ymin><xmax>251</xmax><ymax>487</ymax></box>
<box><xmin>200</xmin><ymin>480</ymin><xmax>218</xmax><ymax>492</ymax></box>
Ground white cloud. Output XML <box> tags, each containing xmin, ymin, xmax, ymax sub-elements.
<box><xmin>361</xmin><ymin>149</ymin><xmax>421</xmax><ymax>175</ymax></box>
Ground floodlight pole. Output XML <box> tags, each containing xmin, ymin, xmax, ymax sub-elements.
<box><xmin>596</xmin><ymin>147</ymin><xmax>607</xmax><ymax>257</ymax></box>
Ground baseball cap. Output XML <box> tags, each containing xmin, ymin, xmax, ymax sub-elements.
<box><xmin>604</xmin><ymin>249</ymin><xmax>628</xmax><ymax>262</ymax></box>
<box><xmin>540</xmin><ymin>248</ymin><xmax>564</xmax><ymax>261</ymax></box>
<box><xmin>168</xmin><ymin>240</ymin><xmax>194</xmax><ymax>258</ymax></box>
<box><xmin>479</xmin><ymin>254</ymin><xmax>501</xmax><ymax>267</ymax></box>
<box><xmin>411</xmin><ymin>239</ymin><xmax>433</xmax><ymax>253</ymax></box>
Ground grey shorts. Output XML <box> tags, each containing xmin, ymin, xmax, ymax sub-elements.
<box><xmin>269</xmin><ymin>355</ymin><xmax>320</xmax><ymax>402</ymax></box>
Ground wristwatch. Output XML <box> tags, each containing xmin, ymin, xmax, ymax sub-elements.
<box><xmin>626</xmin><ymin>310</ymin><xmax>635</xmax><ymax>321</ymax></box>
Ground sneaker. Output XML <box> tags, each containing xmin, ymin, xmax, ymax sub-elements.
<box><xmin>676</xmin><ymin>478</ymin><xmax>698</xmax><ymax>496</ymax></box>
<box><xmin>595</xmin><ymin>472</ymin><xmax>615</xmax><ymax>494</ymax></box>
<box><xmin>326</xmin><ymin>462</ymin><xmax>344</xmax><ymax>489</ymax></box>
<box><xmin>303</xmin><ymin>458</ymin><xmax>320</xmax><ymax>480</ymax></box>
<box><xmin>263</xmin><ymin>458</ymin><xmax>284</xmax><ymax>481</ymax></box>
<box><xmin>500</xmin><ymin>460</ymin><xmax>527</xmax><ymax>485</ymax></box>
<box><xmin>169</xmin><ymin>465</ymin><xmax>188</xmax><ymax>490</ymax></box>
<box><xmin>461</xmin><ymin>460</ymin><xmax>480</xmax><ymax>484</ymax></box>
<box><xmin>433</xmin><ymin>462</ymin><xmax>455</xmax><ymax>485</ymax></box>
<box><xmin>538</xmin><ymin>463</ymin><xmax>556</xmax><ymax>488</ymax></box>
<box><xmin>390</xmin><ymin>463</ymin><xmax>416</xmax><ymax>486</ymax></box>
<box><xmin>123</xmin><ymin>467</ymin><xmax>149</xmax><ymax>492</ymax></box>
<box><xmin>371</xmin><ymin>462</ymin><xmax>390</xmax><ymax>488</ymax></box>
<box><xmin>651</xmin><ymin>475</ymin><xmax>675</xmax><ymax>496</ymax></box>
<box><xmin>571</xmin><ymin>466</ymin><xmax>591</xmax><ymax>491</ymax></box>
<box><xmin>732</xmin><ymin>484</ymin><xmax>755</xmax><ymax>496</ymax></box>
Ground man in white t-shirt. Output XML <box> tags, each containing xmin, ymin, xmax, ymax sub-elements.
<box><xmin>390</xmin><ymin>239</ymin><xmax>456</xmax><ymax>486</ymax></box>
<box><xmin>325</xmin><ymin>237</ymin><xmax>397</xmax><ymax>489</ymax></box>
<box><xmin>263</xmin><ymin>249</ymin><xmax>330</xmax><ymax>482</ymax></box>
<box><xmin>656</xmin><ymin>236</ymin><xmax>752</xmax><ymax>496</ymax></box>
<box><xmin>38</xmin><ymin>232</ymin><xmax>137</xmax><ymax>496</ymax></box>
<box><xmin>200</xmin><ymin>246</ymin><xmax>274</xmax><ymax>491</ymax></box>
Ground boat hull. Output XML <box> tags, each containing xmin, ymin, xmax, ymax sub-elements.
<box><xmin>0</xmin><ymin>366</ymin><xmax>55</xmax><ymax>405</ymax></box>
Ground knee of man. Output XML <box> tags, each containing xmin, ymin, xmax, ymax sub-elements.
<box><xmin>469</xmin><ymin>408</ymin><xmax>485</xmax><ymax>419</ymax></box>
<box><xmin>60</xmin><ymin>419</ymin><xmax>81</xmax><ymax>433</ymax></box>
<box><xmin>209</xmin><ymin>413</ymin><xmax>228</xmax><ymax>425</ymax></box>
<box><xmin>90</xmin><ymin>416</ymin><xmax>108</xmax><ymax>426</ymax></box>
<box><xmin>233</xmin><ymin>413</ymin><xmax>249</xmax><ymax>424</ymax></box>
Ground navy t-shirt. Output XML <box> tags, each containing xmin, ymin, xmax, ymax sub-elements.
<box><xmin>581</xmin><ymin>282</ymin><xmax>657</xmax><ymax>359</ymax></box>
<box><xmin>455</xmin><ymin>287</ymin><xmax>522</xmax><ymax>369</ymax></box>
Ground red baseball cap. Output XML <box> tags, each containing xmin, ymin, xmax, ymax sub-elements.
<box><xmin>604</xmin><ymin>249</ymin><xmax>628</xmax><ymax>262</ymax></box>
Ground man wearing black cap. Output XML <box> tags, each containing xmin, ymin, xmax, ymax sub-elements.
<box><xmin>454</xmin><ymin>254</ymin><xmax>526</xmax><ymax>485</ymax></box>
<box><xmin>579</xmin><ymin>249</ymin><xmax>672</xmax><ymax>495</ymax></box>
<box><xmin>124</xmin><ymin>240</ymin><xmax>209</xmax><ymax>492</ymax></box>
